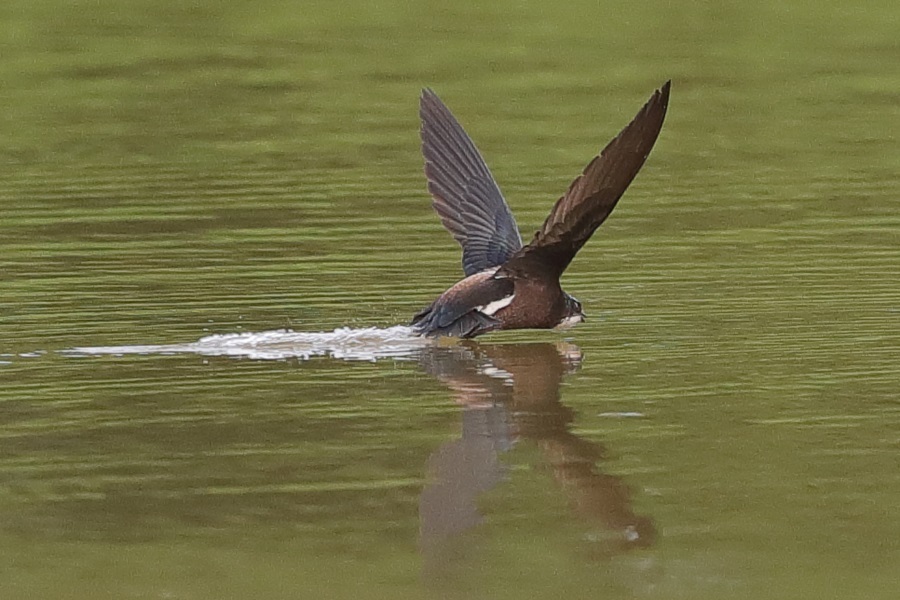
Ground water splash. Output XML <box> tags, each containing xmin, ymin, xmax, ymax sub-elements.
<box><xmin>63</xmin><ymin>326</ymin><xmax>432</xmax><ymax>361</ymax></box>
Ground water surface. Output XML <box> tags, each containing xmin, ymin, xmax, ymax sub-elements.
<box><xmin>1</xmin><ymin>1</ymin><xmax>898</xmax><ymax>598</ymax></box>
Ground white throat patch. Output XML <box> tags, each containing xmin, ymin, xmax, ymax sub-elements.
<box><xmin>554</xmin><ymin>314</ymin><xmax>584</xmax><ymax>330</ymax></box>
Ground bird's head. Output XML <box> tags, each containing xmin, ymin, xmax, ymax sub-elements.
<box><xmin>555</xmin><ymin>293</ymin><xmax>585</xmax><ymax>330</ymax></box>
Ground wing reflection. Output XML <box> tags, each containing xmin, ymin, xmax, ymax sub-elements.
<box><xmin>418</xmin><ymin>341</ymin><xmax>655</xmax><ymax>571</ymax></box>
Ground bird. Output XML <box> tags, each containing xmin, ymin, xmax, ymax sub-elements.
<box><xmin>411</xmin><ymin>81</ymin><xmax>671</xmax><ymax>338</ymax></box>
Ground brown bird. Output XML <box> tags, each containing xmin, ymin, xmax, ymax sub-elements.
<box><xmin>411</xmin><ymin>82</ymin><xmax>670</xmax><ymax>338</ymax></box>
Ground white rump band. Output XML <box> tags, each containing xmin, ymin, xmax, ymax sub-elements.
<box><xmin>478</xmin><ymin>294</ymin><xmax>514</xmax><ymax>316</ymax></box>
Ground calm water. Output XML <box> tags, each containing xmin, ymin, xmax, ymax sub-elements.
<box><xmin>1</xmin><ymin>1</ymin><xmax>899</xmax><ymax>598</ymax></box>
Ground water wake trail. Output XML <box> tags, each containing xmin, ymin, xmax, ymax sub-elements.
<box><xmin>62</xmin><ymin>326</ymin><xmax>431</xmax><ymax>361</ymax></box>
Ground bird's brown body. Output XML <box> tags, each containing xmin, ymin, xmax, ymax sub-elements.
<box><xmin>497</xmin><ymin>276</ymin><xmax>567</xmax><ymax>331</ymax></box>
<box><xmin>412</xmin><ymin>82</ymin><xmax>671</xmax><ymax>338</ymax></box>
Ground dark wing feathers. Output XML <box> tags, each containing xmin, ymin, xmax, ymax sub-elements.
<box><xmin>420</xmin><ymin>89</ymin><xmax>523</xmax><ymax>276</ymax></box>
<box><xmin>411</xmin><ymin>272</ymin><xmax>514</xmax><ymax>338</ymax></box>
<box><xmin>416</xmin><ymin>310</ymin><xmax>500</xmax><ymax>339</ymax></box>
<box><xmin>501</xmin><ymin>81</ymin><xmax>671</xmax><ymax>279</ymax></box>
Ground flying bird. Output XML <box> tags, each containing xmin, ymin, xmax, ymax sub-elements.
<box><xmin>411</xmin><ymin>82</ymin><xmax>670</xmax><ymax>338</ymax></box>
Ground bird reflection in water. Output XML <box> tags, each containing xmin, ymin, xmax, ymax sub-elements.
<box><xmin>417</xmin><ymin>341</ymin><xmax>655</xmax><ymax>576</ymax></box>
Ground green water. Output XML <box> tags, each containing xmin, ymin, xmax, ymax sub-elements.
<box><xmin>1</xmin><ymin>1</ymin><xmax>898</xmax><ymax>598</ymax></box>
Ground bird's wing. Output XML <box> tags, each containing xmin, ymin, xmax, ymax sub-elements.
<box><xmin>411</xmin><ymin>270</ymin><xmax>515</xmax><ymax>338</ymax></box>
<box><xmin>420</xmin><ymin>88</ymin><xmax>523</xmax><ymax>277</ymax></box>
<box><xmin>500</xmin><ymin>81</ymin><xmax>670</xmax><ymax>280</ymax></box>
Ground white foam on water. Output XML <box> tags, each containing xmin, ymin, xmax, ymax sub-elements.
<box><xmin>597</xmin><ymin>412</ymin><xmax>645</xmax><ymax>419</ymax></box>
<box><xmin>63</xmin><ymin>326</ymin><xmax>432</xmax><ymax>361</ymax></box>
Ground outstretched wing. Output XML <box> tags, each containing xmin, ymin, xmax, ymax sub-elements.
<box><xmin>501</xmin><ymin>81</ymin><xmax>671</xmax><ymax>279</ymax></box>
<box><xmin>420</xmin><ymin>89</ymin><xmax>523</xmax><ymax>277</ymax></box>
